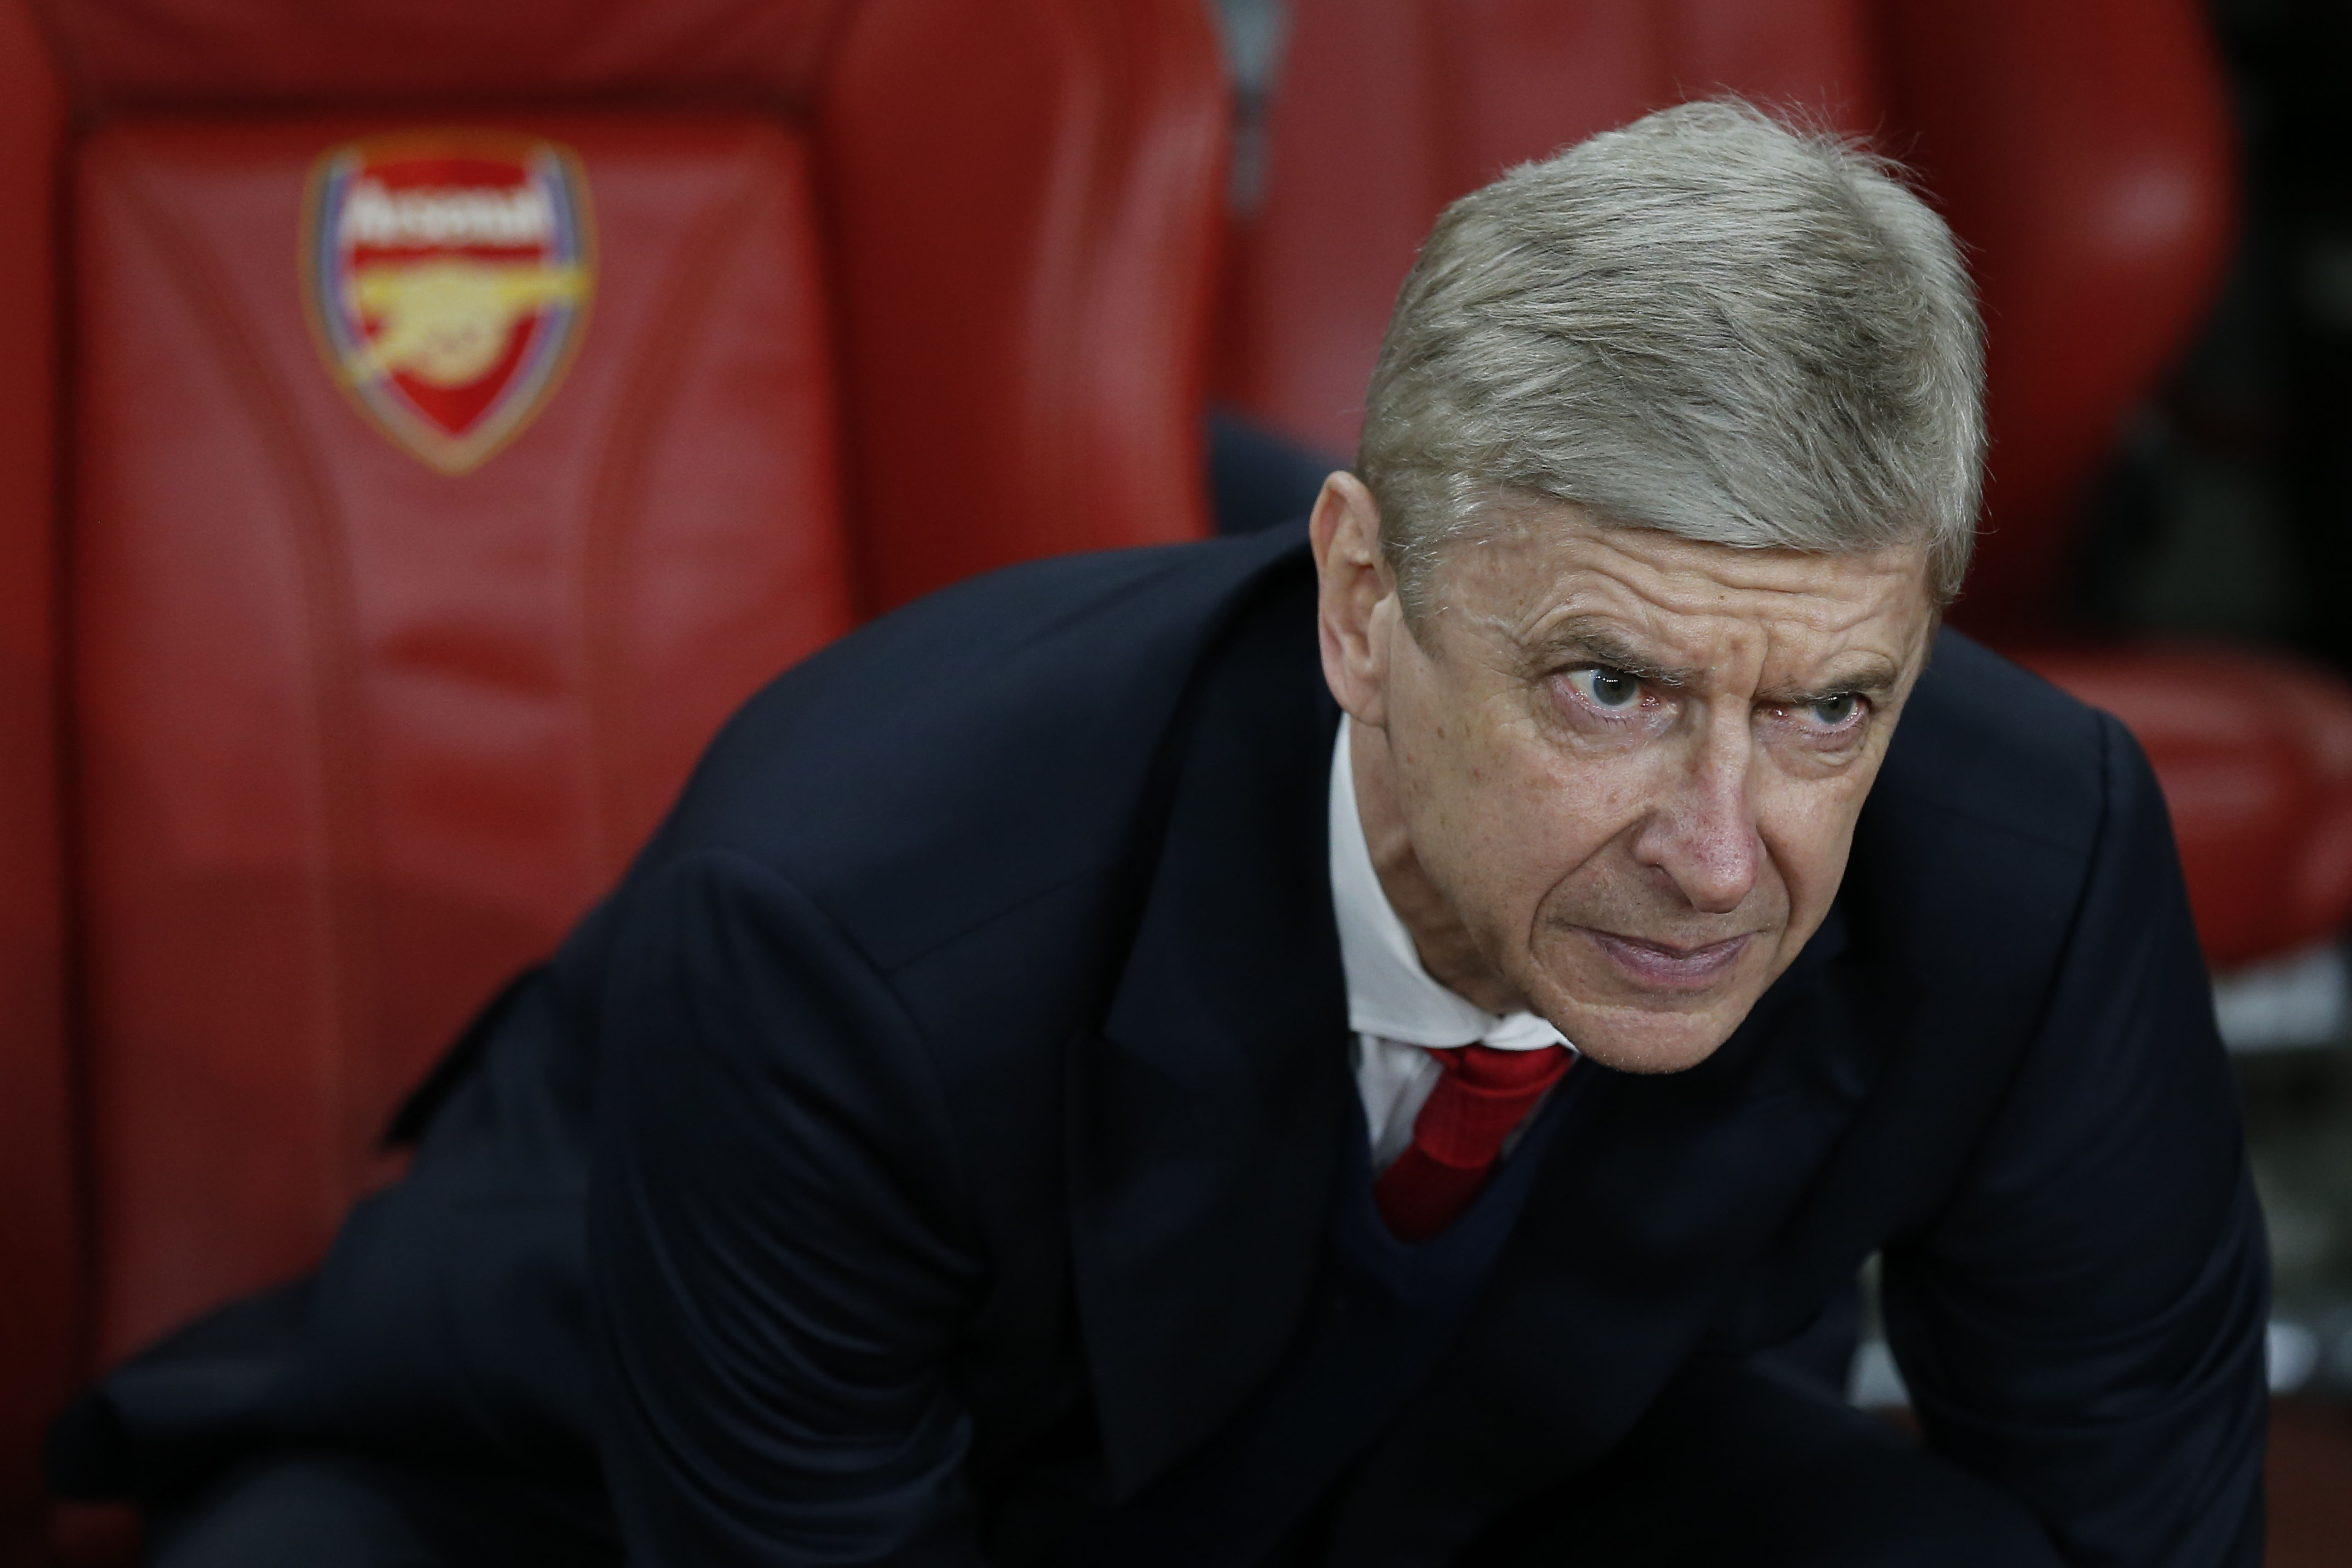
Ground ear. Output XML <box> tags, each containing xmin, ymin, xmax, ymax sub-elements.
<box><xmin>1310</xmin><ymin>471</ymin><xmax>1399</xmax><ymax>727</ymax></box>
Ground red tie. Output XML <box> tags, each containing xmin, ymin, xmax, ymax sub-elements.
<box><xmin>1373</xmin><ymin>1044</ymin><xmax>1573</xmax><ymax>1242</ymax></box>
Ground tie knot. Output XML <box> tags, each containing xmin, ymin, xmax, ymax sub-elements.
<box><xmin>1370</xmin><ymin>1042</ymin><xmax>1573</xmax><ymax>1243</ymax></box>
<box><xmin>1412</xmin><ymin>1043</ymin><xmax>1572</xmax><ymax>1169</ymax></box>
<box><xmin>1447</xmin><ymin>1041</ymin><xmax>1570</xmax><ymax>1092</ymax></box>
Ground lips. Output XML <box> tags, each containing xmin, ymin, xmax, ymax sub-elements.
<box><xmin>1583</xmin><ymin>928</ymin><xmax>1751</xmax><ymax>991</ymax></box>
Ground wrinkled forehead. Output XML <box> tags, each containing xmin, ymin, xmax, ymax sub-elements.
<box><xmin>1422</xmin><ymin>513</ymin><xmax>1940</xmax><ymax>678</ymax></box>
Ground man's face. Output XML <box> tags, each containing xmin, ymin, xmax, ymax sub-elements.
<box><xmin>1315</xmin><ymin>479</ymin><xmax>1938</xmax><ymax>1074</ymax></box>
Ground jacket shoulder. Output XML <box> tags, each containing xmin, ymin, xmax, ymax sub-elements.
<box><xmin>630</xmin><ymin>528</ymin><xmax>1317</xmax><ymax>970</ymax></box>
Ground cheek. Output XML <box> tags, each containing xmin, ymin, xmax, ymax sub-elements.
<box><xmin>1757</xmin><ymin>775</ymin><xmax>1872</xmax><ymax>911</ymax></box>
<box><xmin>1421</xmin><ymin>736</ymin><xmax>1660</xmax><ymax>902</ymax></box>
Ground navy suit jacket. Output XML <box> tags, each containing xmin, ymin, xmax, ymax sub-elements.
<box><xmin>60</xmin><ymin>526</ymin><xmax>2267</xmax><ymax>1565</ymax></box>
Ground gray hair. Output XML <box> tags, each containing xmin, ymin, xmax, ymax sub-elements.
<box><xmin>1357</xmin><ymin>99</ymin><xmax>1985</xmax><ymax>617</ymax></box>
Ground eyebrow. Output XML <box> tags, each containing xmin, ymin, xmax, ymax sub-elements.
<box><xmin>1527</xmin><ymin>618</ymin><xmax>1700</xmax><ymax>688</ymax></box>
<box><xmin>1525</xmin><ymin>615</ymin><xmax>1905</xmax><ymax>703</ymax></box>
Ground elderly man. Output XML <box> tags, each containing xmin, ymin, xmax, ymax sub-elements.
<box><xmin>65</xmin><ymin>102</ymin><xmax>2264</xmax><ymax>1567</ymax></box>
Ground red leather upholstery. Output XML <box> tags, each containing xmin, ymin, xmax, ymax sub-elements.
<box><xmin>1220</xmin><ymin>0</ymin><xmax>1886</xmax><ymax>461</ymax></box>
<box><xmin>817</xmin><ymin>0</ymin><xmax>1225</xmax><ymax>604</ymax></box>
<box><xmin>0</xmin><ymin>1</ymin><xmax>73</xmax><ymax>1553</ymax></box>
<box><xmin>1875</xmin><ymin>0</ymin><xmax>2236</xmax><ymax>633</ymax></box>
<box><xmin>1</xmin><ymin>0</ymin><xmax>1225</xmax><ymax>1551</ymax></box>
<box><xmin>75</xmin><ymin>114</ymin><xmax>862</xmax><ymax>1361</ymax></box>
<box><xmin>2017</xmin><ymin>647</ymin><xmax>2352</xmax><ymax>968</ymax></box>
<box><xmin>44</xmin><ymin>0</ymin><xmax>1227</xmax><ymax>610</ymax></box>
<box><xmin>1225</xmin><ymin>0</ymin><xmax>2352</xmax><ymax>965</ymax></box>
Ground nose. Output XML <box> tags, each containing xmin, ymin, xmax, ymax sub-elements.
<box><xmin>1631</xmin><ymin>712</ymin><xmax>1762</xmax><ymax>915</ymax></box>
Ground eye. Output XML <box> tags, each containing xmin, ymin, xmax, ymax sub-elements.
<box><xmin>1780</xmin><ymin>690</ymin><xmax>1870</xmax><ymax>741</ymax></box>
<box><xmin>1807</xmin><ymin>692</ymin><xmax>1859</xmax><ymax>729</ymax></box>
<box><xmin>1565</xmin><ymin>665</ymin><xmax>1644</xmax><ymax>711</ymax></box>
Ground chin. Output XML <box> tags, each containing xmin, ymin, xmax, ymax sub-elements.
<box><xmin>1541</xmin><ymin>989</ymin><xmax>1757</xmax><ymax>1075</ymax></box>
<box><xmin>1522</xmin><ymin>932</ymin><xmax>1780</xmax><ymax>1074</ymax></box>
<box><xmin>1570</xmin><ymin>1025</ymin><xmax>1736</xmax><ymax>1076</ymax></box>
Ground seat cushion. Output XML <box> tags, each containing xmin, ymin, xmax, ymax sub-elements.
<box><xmin>2015</xmin><ymin>644</ymin><xmax>2352</xmax><ymax>967</ymax></box>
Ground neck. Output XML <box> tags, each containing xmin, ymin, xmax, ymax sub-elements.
<box><xmin>1348</xmin><ymin>716</ymin><xmax>1529</xmax><ymax>1016</ymax></box>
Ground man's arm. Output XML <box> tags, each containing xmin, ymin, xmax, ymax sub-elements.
<box><xmin>588</xmin><ymin>849</ymin><xmax>989</xmax><ymax>1566</ymax></box>
<box><xmin>1885</xmin><ymin>714</ymin><xmax>2269</xmax><ymax>1567</ymax></box>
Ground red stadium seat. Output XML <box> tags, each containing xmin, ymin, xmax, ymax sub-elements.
<box><xmin>2015</xmin><ymin>643</ymin><xmax>2352</xmax><ymax>968</ymax></box>
<box><xmin>0</xmin><ymin>0</ymin><xmax>74</xmax><ymax>1557</ymax></box>
<box><xmin>1220</xmin><ymin>0</ymin><xmax>2352</xmax><ymax>968</ymax></box>
<box><xmin>0</xmin><ymin>0</ymin><xmax>1223</xmax><ymax>1557</ymax></box>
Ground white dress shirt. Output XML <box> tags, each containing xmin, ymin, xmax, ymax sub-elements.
<box><xmin>1328</xmin><ymin>723</ymin><xmax>1574</xmax><ymax>1174</ymax></box>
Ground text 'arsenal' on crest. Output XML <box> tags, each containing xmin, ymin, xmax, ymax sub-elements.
<box><xmin>304</xmin><ymin>132</ymin><xmax>594</xmax><ymax>474</ymax></box>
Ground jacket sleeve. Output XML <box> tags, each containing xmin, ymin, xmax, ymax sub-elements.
<box><xmin>588</xmin><ymin>848</ymin><xmax>990</xmax><ymax>1567</ymax></box>
<box><xmin>1883</xmin><ymin>713</ymin><xmax>2270</xmax><ymax>1568</ymax></box>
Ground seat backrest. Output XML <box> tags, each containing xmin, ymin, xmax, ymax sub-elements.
<box><xmin>0</xmin><ymin>0</ymin><xmax>1225</xmax><ymax>1494</ymax></box>
<box><xmin>73</xmin><ymin>109</ymin><xmax>863</xmax><ymax>1364</ymax></box>
<box><xmin>1219</xmin><ymin>0</ymin><xmax>2233</xmax><ymax>631</ymax></box>
<box><xmin>0</xmin><ymin>0</ymin><xmax>71</xmax><ymax>1548</ymax></box>
<box><xmin>1871</xmin><ymin>0</ymin><xmax>2234</xmax><ymax>631</ymax></box>
<box><xmin>1218</xmin><ymin>0</ymin><xmax>1886</xmax><ymax>461</ymax></box>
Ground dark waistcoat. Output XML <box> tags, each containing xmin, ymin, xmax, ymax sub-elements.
<box><xmin>1066</xmin><ymin>1078</ymin><xmax>1581</xmax><ymax>1568</ymax></box>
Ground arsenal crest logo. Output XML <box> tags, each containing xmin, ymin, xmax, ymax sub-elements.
<box><xmin>304</xmin><ymin>132</ymin><xmax>594</xmax><ymax>473</ymax></box>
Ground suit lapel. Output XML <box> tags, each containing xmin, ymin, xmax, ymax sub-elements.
<box><xmin>1065</xmin><ymin>561</ymin><xmax>1352</xmax><ymax>1498</ymax></box>
<box><xmin>1327</xmin><ymin>907</ymin><xmax>1921</xmax><ymax>1563</ymax></box>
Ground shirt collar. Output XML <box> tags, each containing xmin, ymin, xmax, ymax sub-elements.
<box><xmin>1328</xmin><ymin>723</ymin><xmax>1571</xmax><ymax>1054</ymax></box>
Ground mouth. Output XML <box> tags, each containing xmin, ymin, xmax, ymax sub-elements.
<box><xmin>1582</xmin><ymin>928</ymin><xmax>1752</xmax><ymax>992</ymax></box>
